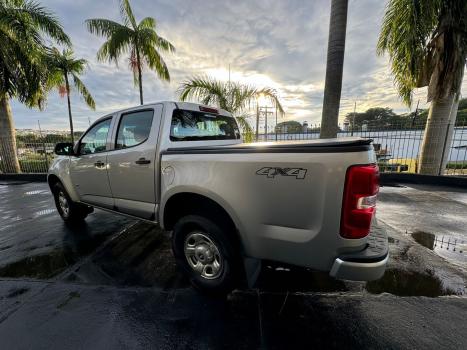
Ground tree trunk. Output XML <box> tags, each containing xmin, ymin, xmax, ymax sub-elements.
<box><xmin>0</xmin><ymin>96</ymin><xmax>21</xmax><ymax>173</ymax></box>
<box><xmin>136</xmin><ymin>49</ymin><xmax>143</xmax><ymax>105</ymax></box>
<box><xmin>439</xmin><ymin>93</ymin><xmax>460</xmax><ymax>174</ymax></box>
<box><xmin>418</xmin><ymin>94</ymin><xmax>455</xmax><ymax>175</ymax></box>
<box><xmin>320</xmin><ymin>0</ymin><xmax>348</xmax><ymax>139</ymax></box>
<box><xmin>65</xmin><ymin>74</ymin><xmax>74</xmax><ymax>144</ymax></box>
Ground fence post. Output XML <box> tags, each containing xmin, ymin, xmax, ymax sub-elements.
<box><xmin>43</xmin><ymin>137</ymin><xmax>49</xmax><ymax>170</ymax></box>
<box><xmin>438</xmin><ymin>122</ymin><xmax>451</xmax><ymax>176</ymax></box>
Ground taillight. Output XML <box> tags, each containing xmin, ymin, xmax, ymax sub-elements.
<box><xmin>340</xmin><ymin>164</ymin><xmax>379</xmax><ymax>239</ymax></box>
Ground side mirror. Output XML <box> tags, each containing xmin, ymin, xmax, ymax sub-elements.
<box><xmin>54</xmin><ymin>142</ymin><xmax>75</xmax><ymax>156</ymax></box>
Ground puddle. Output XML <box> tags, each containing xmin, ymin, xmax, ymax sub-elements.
<box><xmin>256</xmin><ymin>263</ymin><xmax>348</xmax><ymax>293</ymax></box>
<box><xmin>411</xmin><ymin>231</ymin><xmax>467</xmax><ymax>265</ymax></box>
<box><xmin>66</xmin><ymin>222</ymin><xmax>190</xmax><ymax>289</ymax></box>
<box><xmin>6</xmin><ymin>287</ymin><xmax>30</xmax><ymax>298</ymax></box>
<box><xmin>0</xmin><ymin>182</ymin><xmax>29</xmax><ymax>186</ymax></box>
<box><xmin>366</xmin><ymin>269</ymin><xmax>463</xmax><ymax>297</ymax></box>
<box><xmin>24</xmin><ymin>190</ymin><xmax>49</xmax><ymax>195</ymax></box>
<box><xmin>0</xmin><ymin>231</ymin><xmax>109</xmax><ymax>279</ymax></box>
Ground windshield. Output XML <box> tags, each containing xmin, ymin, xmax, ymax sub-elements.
<box><xmin>170</xmin><ymin>109</ymin><xmax>241</xmax><ymax>141</ymax></box>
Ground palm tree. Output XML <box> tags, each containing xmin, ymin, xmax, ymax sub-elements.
<box><xmin>47</xmin><ymin>48</ymin><xmax>96</xmax><ymax>143</ymax></box>
<box><xmin>320</xmin><ymin>0</ymin><xmax>349</xmax><ymax>139</ymax></box>
<box><xmin>0</xmin><ymin>0</ymin><xmax>70</xmax><ymax>173</ymax></box>
<box><xmin>86</xmin><ymin>0</ymin><xmax>175</xmax><ymax>105</ymax></box>
<box><xmin>178</xmin><ymin>76</ymin><xmax>284</xmax><ymax>140</ymax></box>
<box><xmin>378</xmin><ymin>0</ymin><xmax>467</xmax><ymax>175</ymax></box>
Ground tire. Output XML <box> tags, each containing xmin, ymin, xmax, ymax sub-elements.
<box><xmin>52</xmin><ymin>182</ymin><xmax>90</xmax><ymax>224</ymax></box>
<box><xmin>172</xmin><ymin>214</ymin><xmax>241</xmax><ymax>295</ymax></box>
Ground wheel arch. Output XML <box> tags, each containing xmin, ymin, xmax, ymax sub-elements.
<box><xmin>161</xmin><ymin>189</ymin><xmax>246</xmax><ymax>253</ymax></box>
<box><xmin>47</xmin><ymin>172</ymin><xmax>80</xmax><ymax>202</ymax></box>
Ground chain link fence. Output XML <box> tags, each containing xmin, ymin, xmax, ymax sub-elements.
<box><xmin>1</xmin><ymin>120</ymin><xmax>466</xmax><ymax>175</ymax></box>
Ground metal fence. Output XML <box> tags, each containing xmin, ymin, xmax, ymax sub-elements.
<box><xmin>255</xmin><ymin>119</ymin><xmax>467</xmax><ymax>176</ymax></box>
<box><xmin>0</xmin><ymin>132</ymin><xmax>73</xmax><ymax>174</ymax></box>
<box><xmin>1</xmin><ymin>120</ymin><xmax>466</xmax><ymax>175</ymax></box>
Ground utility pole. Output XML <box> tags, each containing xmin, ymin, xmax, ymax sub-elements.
<box><xmin>255</xmin><ymin>103</ymin><xmax>260</xmax><ymax>141</ymax></box>
<box><xmin>411</xmin><ymin>99</ymin><xmax>420</xmax><ymax>127</ymax></box>
<box><xmin>275</xmin><ymin>105</ymin><xmax>278</xmax><ymax>141</ymax></box>
<box><xmin>351</xmin><ymin>101</ymin><xmax>356</xmax><ymax>136</ymax></box>
<box><xmin>38</xmin><ymin>120</ymin><xmax>48</xmax><ymax>168</ymax></box>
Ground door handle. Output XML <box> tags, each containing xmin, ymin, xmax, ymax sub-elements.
<box><xmin>135</xmin><ymin>157</ymin><xmax>151</xmax><ymax>165</ymax></box>
<box><xmin>94</xmin><ymin>160</ymin><xmax>106</xmax><ymax>168</ymax></box>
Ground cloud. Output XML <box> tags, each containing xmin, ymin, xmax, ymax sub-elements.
<box><xmin>9</xmin><ymin>0</ymin><xmax>467</xmax><ymax>131</ymax></box>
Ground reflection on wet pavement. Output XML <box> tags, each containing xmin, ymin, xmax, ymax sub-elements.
<box><xmin>412</xmin><ymin>231</ymin><xmax>467</xmax><ymax>265</ymax></box>
<box><xmin>0</xmin><ymin>181</ymin><xmax>134</xmax><ymax>276</ymax></box>
<box><xmin>366</xmin><ymin>269</ymin><xmax>463</xmax><ymax>297</ymax></box>
<box><xmin>65</xmin><ymin>222</ymin><xmax>190</xmax><ymax>289</ymax></box>
<box><xmin>256</xmin><ymin>264</ymin><xmax>348</xmax><ymax>293</ymax></box>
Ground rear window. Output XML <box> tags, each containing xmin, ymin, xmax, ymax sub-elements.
<box><xmin>170</xmin><ymin>109</ymin><xmax>240</xmax><ymax>141</ymax></box>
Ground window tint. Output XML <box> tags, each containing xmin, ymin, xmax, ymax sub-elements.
<box><xmin>116</xmin><ymin>110</ymin><xmax>154</xmax><ymax>149</ymax></box>
<box><xmin>79</xmin><ymin>118</ymin><xmax>111</xmax><ymax>155</ymax></box>
<box><xmin>170</xmin><ymin>109</ymin><xmax>240</xmax><ymax>141</ymax></box>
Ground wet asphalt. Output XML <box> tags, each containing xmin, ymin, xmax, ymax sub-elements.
<box><xmin>0</xmin><ymin>181</ymin><xmax>466</xmax><ymax>349</ymax></box>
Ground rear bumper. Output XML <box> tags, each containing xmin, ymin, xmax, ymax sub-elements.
<box><xmin>330</xmin><ymin>223</ymin><xmax>388</xmax><ymax>281</ymax></box>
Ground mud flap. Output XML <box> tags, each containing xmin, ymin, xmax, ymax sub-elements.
<box><xmin>243</xmin><ymin>257</ymin><xmax>262</xmax><ymax>288</ymax></box>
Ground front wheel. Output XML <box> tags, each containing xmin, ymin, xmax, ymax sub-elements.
<box><xmin>172</xmin><ymin>215</ymin><xmax>241</xmax><ymax>295</ymax></box>
<box><xmin>52</xmin><ymin>182</ymin><xmax>90</xmax><ymax>224</ymax></box>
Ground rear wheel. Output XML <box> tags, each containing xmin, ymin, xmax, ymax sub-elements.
<box><xmin>172</xmin><ymin>215</ymin><xmax>241</xmax><ymax>295</ymax></box>
<box><xmin>52</xmin><ymin>182</ymin><xmax>91</xmax><ymax>224</ymax></box>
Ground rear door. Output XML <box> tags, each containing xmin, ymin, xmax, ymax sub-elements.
<box><xmin>70</xmin><ymin>117</ymin><xmax>114</xmax><ymax>208</ymax></box>
<box><xmin>106</xmin><ymin>104</ymin><xmax>163</xmax><ymax>219</ymax></box>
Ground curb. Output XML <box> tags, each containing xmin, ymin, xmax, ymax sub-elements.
<box><xmin>380</xmin><ymin>173</ymin><xmax>467</xmax><ymax>188</ymax></box>
<box><xmin>0</xmin><ymin>173</ymin><xmax>47</xmax><ymax>182</ymax></box>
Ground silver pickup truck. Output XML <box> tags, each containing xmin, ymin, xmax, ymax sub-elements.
<box><xmin>48</xmin><ymin>101</ymin><xmax>388</xmax><ymax>293</ymax></box>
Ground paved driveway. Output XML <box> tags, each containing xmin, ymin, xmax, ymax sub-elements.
<box><xmin>0</xmin><ymin>180</ymin><xmax>466</xmax><ymax>349</ymax></box>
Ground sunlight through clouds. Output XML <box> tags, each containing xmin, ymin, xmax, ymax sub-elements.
<box><xmin>9</xmin><ymin>0</ymin><xmax>467</xmax><ymax>130</ymax></box>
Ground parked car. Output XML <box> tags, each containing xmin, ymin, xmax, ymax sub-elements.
<box><xmin>48</xmin><ymin>101</ymin><xmax>388</xmax><ymax>293</ymax></box>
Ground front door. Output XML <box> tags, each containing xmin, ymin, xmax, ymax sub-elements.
<box><xmin>70</xmin><ymin>117</ymin><xmax>114</xmax><ymax>209</ymax></box>
<box><xmin>106</xmin><ymin>106</ymin><xmax>162</xmax><ymax>219</ymax></box>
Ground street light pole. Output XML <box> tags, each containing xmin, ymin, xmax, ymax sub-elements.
<box><xmin>275</xmin><ymin>105</ymin><xmax>278</xmax><ymax>141</ymax></box>
<box><xmin>255</xmin><ymin>103</ymin><xmax>260</xmax><ymax>141</ymax></box>
<box><xmin>351</xmin><ymin>101</ymin><xmax>356</xmax><ymax>136</ymax></box>
<box><xmin>264</xmin><ymin>106</ymin><xmax>268</xmax><ymax>141</ymax></box>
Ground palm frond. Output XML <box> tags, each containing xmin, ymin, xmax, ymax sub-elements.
<box><xmin>178</xmin><ymin>76</ymin><xmax>229</xmax><ymax>110</ymax></box>
<box><xmin>178</xmin><ymin>76</ymin><xmax>285</xmax><ymax>122</ymax></box>
<box><xmin>119</xmin><ymin>0</ymin><xmax>137</xmax><ymax>28</ymax></box>
<box><xmin>138</xmin><ymin>28</ymin><xmax>176</xmax><ymax>53</ymax></box>
<box><xmin>95</xmin><ymin>26</ymin><xmax>134</xmax><ymax>64</ymax></box>
<box><xmin>138</xmin><ymin>17</ymin><xmax>155</xmax><ymax>29</ymax></box>
<box><xmin>235</xmin><ymin>113</ymin><xmax>253</xmax><ymax>134</ymax></box>
<box><xmin>377</xmin><ymin>0</ymin><xmax>440</xmax><ymax>106</ymax></box>
<box><xmin>85</xmin><ymin>18</ymin><xmax>129</xmax><ymax>38</ymax></box>
<box><xmin>5</xmin><ymin>0</ymin><xmax>70</xmax><ymax>46</ymax></box>
<box><xmin>141</xmin><ymin>43</ymin><xmax>170</xmax><ymax>81</ymax></box>
<box><xmin>72</xmin><ymin>74</ymin><xmax>96</xmax><ymax>110</ymax></box>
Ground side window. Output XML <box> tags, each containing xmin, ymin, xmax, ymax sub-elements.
<box><xmin>79</xmin><ymin>118</ymin><xmax>112</xmax><ymax>155</ymax></box>
<box><xmin>116</xmin><ymin>110</ymin><xmax>154</xmax><ymax>149</ymax></box>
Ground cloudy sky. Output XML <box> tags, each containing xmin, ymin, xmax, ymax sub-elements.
<box><xmin>11</xmin><ymin>0</ymin><xmax>467</xmax><ymax>131</ymax></box>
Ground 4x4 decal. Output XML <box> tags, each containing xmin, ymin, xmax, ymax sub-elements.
<box><xmin>256</xmin><ymin>167</ymin><xmax>307</xmax><ymax>179</ymax></box>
